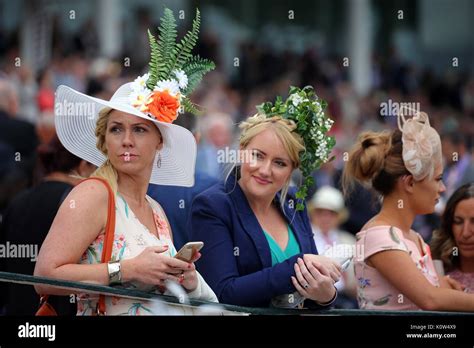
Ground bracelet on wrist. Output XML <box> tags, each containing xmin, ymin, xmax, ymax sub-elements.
<box><xmin>315</xmin><ymin>286</ymin><xmax>337</xmax><ymax>306</ymax></box>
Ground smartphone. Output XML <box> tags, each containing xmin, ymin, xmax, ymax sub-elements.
<box><xmin>322</xmin><ymin>245</ymin><xmax>353</xmax><ymax>272</ymax></box>
<box><xmin>340</xmin><ymin>256</ymin><xmax>353</xmax><ymax>271</ymax></box>
<box><xmin>174</xmin><ymin>242</ymin><xmax>204</xmax><ymax>262</ymax></box>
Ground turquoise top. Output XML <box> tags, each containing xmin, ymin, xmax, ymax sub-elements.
<box><xmin>263</xmin><ymin>225</ymin><xmax>301</xmax><ymax>266</ymax></box>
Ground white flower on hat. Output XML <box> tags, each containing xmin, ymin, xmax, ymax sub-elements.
<box><xmin>131</xmin><ymin>73</ymin><xmax>150</xmax><ymax>93</ymax></box>
<box><xmin>289</xmin><ymin>93</ymin><xmax>304</xmax><ymax>107</ymax></box>
<box><xmin>129</xmin><ymin>90</ymin><xmax>151</xmax><ymax>112</ymax></box>
<box><xmin>154</xmin><ymin>79</ymin><xmax>180</xmax><ymax>97</ymax></box>
<box><xmin>325</xmin><ymin>118</ymin><xmax>334</xmax><ymax>131</ymax></box>
<box><xmin>173</xmin><ymin>69</ymin><xmax>188</xmax><ymax>90</ymax></box>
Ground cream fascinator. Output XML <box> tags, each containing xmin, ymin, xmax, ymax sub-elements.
<box><xmin>397</xmin><ymin>107</ymin><xmax>442</xmax><ymax>181</ymax></box>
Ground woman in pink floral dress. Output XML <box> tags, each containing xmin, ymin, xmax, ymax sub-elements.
<box><xmin>344</xmin><ymin>109</ymin><xmax>474</xmax><ymax>311</ymax></box>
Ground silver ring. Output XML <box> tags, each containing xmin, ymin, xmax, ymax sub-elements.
<box><xmin>303</xmin><ymin>283</ymin><xmax>309</xmax><ymax>289</ymax></box>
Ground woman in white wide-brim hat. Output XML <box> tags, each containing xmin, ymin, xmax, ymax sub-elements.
<box><xmin>34</xmin><ymin>8</ymin><xmax>218</xmax><ymax>315</ymax></box>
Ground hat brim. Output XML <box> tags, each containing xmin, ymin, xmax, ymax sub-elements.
<box><xmin>308</xmin><ymin>203</ymin><xmax>349</xmax><ymax>225</ymax></box>
<box><xmin>54</xmin><ymin>84</ymin><xmax>196</xmax><ymax>187</ymax></box>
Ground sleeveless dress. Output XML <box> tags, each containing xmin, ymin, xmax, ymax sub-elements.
<box><xmin>76</xmin><ymin>193</ymin><xmax>217</xmax><ymax>315</ymax></box>
<box><xmin>354</xmin><ymin>225</ymin><xmax>440</xmax><ymax>310</ymax></box>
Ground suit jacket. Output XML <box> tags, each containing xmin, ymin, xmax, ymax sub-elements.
<box><xmin>148</xmin><ymin>171</ymin><xmax>218</xmax><ymax>250</ymax></box>
<box><xmin>189</xmin><ymin>174</ymin><xmax>321</xmax><ymax>307</ymax></box>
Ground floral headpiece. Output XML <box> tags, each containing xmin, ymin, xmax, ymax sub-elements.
<box><xmin>257</xmin><ymin>86</ymin><xmax>336</xmax><ymax>210</ymax></box>
<box><xmin>397</xmin><ymin>107</ymin><xmax>442</xmax><ymax>181</ymax></box>
<box><xmin>130</xmin><ymin>8</ymin><xmax>215</xmax><ymax>123</ymax></box>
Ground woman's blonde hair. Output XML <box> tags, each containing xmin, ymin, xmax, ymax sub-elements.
<box><xmin>91</xmin><ymin>108</ymin><xmax>119</xmax><ymax>192</ymax></box>
<box><xmin>342</xmin><ymin>129</ymin><xmax>410</xmax><ymax>197</ymax></box>
<box><xmin>230</xmin><ymin>113</ymin><xmax>305</xmax><ymax>207</ymax></box>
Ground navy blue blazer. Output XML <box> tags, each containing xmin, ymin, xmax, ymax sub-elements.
<box><xmin>189</xmin><ymin>174</ymin><xmax>320</xmax><ymax>307</ymax></box>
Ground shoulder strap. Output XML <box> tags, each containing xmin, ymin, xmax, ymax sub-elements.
<box><xmin>79</xmin><ymin>177</ymin><xmax>116</xmax><ymax>315</ymax></box>
<box><xmin>38</xmin><ymin>177</ymin><xmax>116</xmax><ymax>316</ymax></box>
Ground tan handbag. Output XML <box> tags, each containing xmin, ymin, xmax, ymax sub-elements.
<box><xmin>36</xmin><ymin>177</ymin><xmax>116</xmax><ymax>316</ymax></box>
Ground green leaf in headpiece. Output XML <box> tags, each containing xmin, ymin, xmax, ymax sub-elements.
<box><xmin>146</xmin><ymin>29</ymin><xmax>162</xmax><ymax>90</ymax></box>
<box><xmin>172</xmin><ymin>8</ymin><xmax>201</xmax><ymax>72</ymax></box>
<box><xmin>182</xmin><ymin>56</ymin><xmax>215</xmax><ymax>95</ymax></box>
<box><xmin>182</xmin><ymin>96</ymin><xmax>202</xmax><ymax>115</ymax></box>
<box><xmin>145</xmin><ymin>7</ymin><xmax>215</xmax><ymax>115</ymax></box>
<box><xmin>156</xmin><ymin>8</ymin><xmax>178</xmax><ymax>80</ymax></box>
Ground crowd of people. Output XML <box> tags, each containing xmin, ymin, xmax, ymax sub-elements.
<box><xmin>0</xmin><ymin>7</ymin><xmax>473</xmax><ymax>315</ymax></box>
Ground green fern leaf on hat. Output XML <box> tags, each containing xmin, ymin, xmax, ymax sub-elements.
<box><xmin>181</xmin><ymin>96</ymin><xmax>202</xmax><ymax>116</ymax></box>
<box><xmin>146</xmin><ymin>29</ymin><xmax>162</xmax><ymax>90</ymax></box>
<box><xmin>171</xmin><ymin>8</ymin><xmax>201</xmax><ymax>74</ymax></box>
<box><xmin>156</xmin><ymin>7</ymin><xmax>178</xmax><ymax>80</ymax></box>
<box><xmin>182</xmin><ymin>56</ymin><xmax>215</xmax><ymax>95</ymax></box>
<box><xmin>144</xmin><ymin>7</ymin><xmax>215</xmax><ymax>106</ymax></box>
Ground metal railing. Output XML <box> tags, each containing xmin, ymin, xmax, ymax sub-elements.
<box><xmin>0</xmin><ymin>271</ymin><xmax>472</xmax><ymax>316</ymax></box>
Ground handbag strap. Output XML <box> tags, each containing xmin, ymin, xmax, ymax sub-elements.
<box><xmin>38</xmin><ymin>177</ymin><xmax>116</xmax><ymax>316</ymax></box>
<box><xmin>82</xmin><ymin>177</ymin><xmax>116</xmax><ymax>315</ymax></box>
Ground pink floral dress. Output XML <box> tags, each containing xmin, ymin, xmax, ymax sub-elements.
<box><xmin>354</xmin><ymin>225</ymin><xmax>440</xmax><ymax>310</ymax></box>
<box><xmin>76</xmin><ymin>193</ymin><xmax>217</xmax><ymax>315</ymax></box>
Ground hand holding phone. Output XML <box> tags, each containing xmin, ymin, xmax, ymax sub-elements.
<box><xmin>340</xmin><ymin>257</ymin><xmax>352</xmax><ymax>271</ymax></box>
<box><xmin>174</xmin><ymin>242</ymin><xmax>204</xmax><ymax>262</ymax></box>
<box><xmin>322</xmin><ymin>245</ymin><xmax>354</xmax><ymax>272</ymax></box>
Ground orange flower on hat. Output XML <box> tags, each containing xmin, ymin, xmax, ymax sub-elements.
<box><xmin>144</xmin><ymin>90</ymin><xmax>180</xmax><ymax>123</ymax></box>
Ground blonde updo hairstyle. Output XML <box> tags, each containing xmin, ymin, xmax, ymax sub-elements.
<box><xmin>233</xmin><ymin>113</ymin><xmax>305</xmax><ymax>205</ymax></box>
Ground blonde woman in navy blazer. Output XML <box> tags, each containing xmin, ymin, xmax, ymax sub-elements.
<box><xmin>189</xmin><ymin>113</ymin><xmax>341</xmax><ymax>308</ymax></box>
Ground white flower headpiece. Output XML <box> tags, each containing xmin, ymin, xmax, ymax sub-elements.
<box><xmin>256</xmin><ymin>86</ymin><xmax>335</xmax><ymax>210</ymax></box>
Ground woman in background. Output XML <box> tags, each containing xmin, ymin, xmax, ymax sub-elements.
<box><xmin>309</xmin><ymin>186</ymin><xmax>358</xmax><ymax>308</ymax></box>
<box><xmin>0</xmin><ymin>136</ymin><xmax>95</xmax><ymax>315</ymax></box>
<box><xmin>431</xmin><ymin>183</ymin><xmax>474</xmax><ymax>293</ymax></box>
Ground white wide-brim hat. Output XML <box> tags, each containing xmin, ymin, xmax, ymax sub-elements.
<box><xmin>54</xmin><ymin>83</ymin><xmax>196</xmax><ymax>187</ymax></box>
<box><xmin>309</xmin><ymin>185</ymin><xmax>349</xmax><ymax>223</ymax></box>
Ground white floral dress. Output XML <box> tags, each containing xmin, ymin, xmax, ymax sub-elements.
<box><xmin>76</xmin><ymin>193</ymin><xmax>217</xmax><ymax>315</ymax></box>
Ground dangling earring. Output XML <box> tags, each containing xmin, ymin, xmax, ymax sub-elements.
<box><xmin>157</xmin><ymin>152</ymin><xmax>162</xmax><ymax>168</ymax></box>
